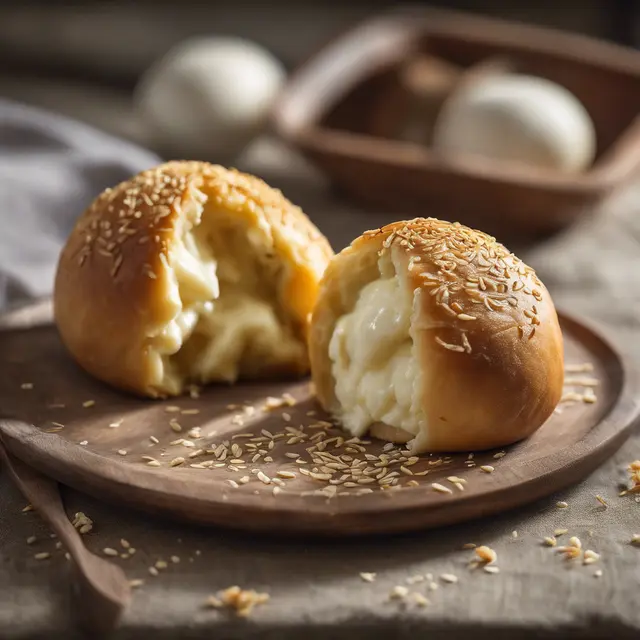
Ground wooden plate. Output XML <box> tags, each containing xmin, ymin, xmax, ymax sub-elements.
<box><xmin>0</xmin><ymin>299</ymin><xmax>637</xmax><ymax>537</ymax></box>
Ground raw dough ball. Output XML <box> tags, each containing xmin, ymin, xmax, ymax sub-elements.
<box><xmin>135</xmin><ymin>37</ymin><xmax>286</xmax><ymax>161</ymax></box>
<box><xmin>433</xmin><ymin>74</ymin><xmax>596</xmax><ymax>172</ymax></box>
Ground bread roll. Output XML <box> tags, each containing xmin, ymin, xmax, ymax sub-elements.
<box><xmin>309</xmin><ymin>218</ymin><xmax>564</xmax><ymax>453</ymax></box>
<box><xmin>54</xmin><ymin>161</ymin><xmax>333</xmax><ymax>397</ymax></box>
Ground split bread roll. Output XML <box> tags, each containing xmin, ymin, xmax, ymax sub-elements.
<box><xmin>54</xmin><ymin>161</ymin><xmax>334</xmax><ymax>397</ymax></box>
<box><xmin>310</xmin><ymin>218</ymin><xmax>564</xmax><ymax>453</ymax></box>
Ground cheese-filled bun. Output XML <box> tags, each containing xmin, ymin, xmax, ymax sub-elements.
<box><xmin>310</xmin><ymin>218</ymin><xmax>564</xmax><ymax>453</ymax></box>
<box><xmin>54</xmin><ymin>161</ymin><xmax>334</xmax><ymax>397</ymax></box>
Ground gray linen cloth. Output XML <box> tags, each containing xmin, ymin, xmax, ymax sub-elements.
<box><xmin>0</xmin><ymin>98</ymin><xmax>159</xmax><ymax>307</ymax></box>
<box><xmin>0</xmin><ymin>100</ymin><xmax>639</xmax><ymax>640</ymax></box>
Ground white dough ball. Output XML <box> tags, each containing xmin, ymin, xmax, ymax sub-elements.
<box><xmin>432</xmin><ymin>74</ymin><xmax>596</xmax><ymax>172</ymax></box>
<box><xmin>135</xmin><ymin>37</ymin><xmax>286</xmax><ymax>160</ymax></box>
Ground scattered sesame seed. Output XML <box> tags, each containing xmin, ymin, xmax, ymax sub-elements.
<box><xmin>155</xmin><ymin>560</ymin><xmax>168</xmax><ymax>570</ymax></box>
<box><xmin>169</xmin><ymin>457</ymin><xmax>185</xmax><ymax>467</ymax></box>
<box><xmin>593</xmin><ymin>569</ymin><xmax>603</xmax><ymax>578</ymax></box>
<box><xmin>595</xmin><ymin>495</ymin><xmax>608</xmax><ymax>507</ymax></box>
<box><xmin>475</xmin><ymin>546</ymin><xmax>497</xmax><ymax>564</ymax></box>
<box><xmin>431</xmin><ymin>483</ymin><xmax>453</xmax><ymax>494</ymax></box>
<box><xmin>26</xmin><ymin>536</ymin><xmax>37</xmax><ymax>545</ymax></box>
<box><xmin>148</xmin><ymin>567</ymin><xmax>159</xmax><ymax>576</ymax></box>
<box><xmin>413</xmin><ymin>592</ymin><xmax>430</xmax><ymax>607</ymax></box>
<box><xmin>82</xmin><ymin>400</ymin><xmax>95</xmax><ymax>408</ymax></box>
<box><xmin>389</xmin><ymin>585</ymin><xmax>409</xmax><ymax>599</ymax></box>
<box><xmin>34</xmin><ymin>552</ymin><xmax>50</xmax><ymax>560</ymax></box>
<box><xmin>462</xmin><ymin>543</ymin><xmax>476</xmax><ymax>550</ymax></box>
<box><xmin>543</xmin><ymin>537</ymin><xmax>557</xmax><ymax>547</ymax></box>
<box><xmin>129</xmin><ymin>579</ymin><xmax>144</xmax><ymax>588</ymax></box>
<box><xmin>147</xmin><ymin>460</ymin><xmax>162</xmax><ymax>467</ymax></box>
<box><xmin>22</xmin><ymin>504</ymin><xmax>33</xmax><ymax>513</ymax></box>
<box><xmin>554</xmin><ymin>529</ymin><xmax>568</xmax><ymax>536</ymax></box>
<box><xmin>103</xmin><ymin>548</ymin><xmax>118</xmax><ymax>557</ymax></box>
<box><xmin>493</xmin><ymin>451</ymin><xmax>506</xmax><ymax>459</ymax></box>
<box><xmin>440</xmin><ymin>574</ymin><xmax>458</xmax><ymax>584</ymax></box>
<box><xmin>556</xmin><ymin>501</ymin><xmax>569</xmax><ymax>509</ymax></box>
<box><xmin>21</xmin><ymin>383</ymin><xmax>33</xmax><ymax>389</ymax></box>
<box><xmin>360</xmin><ymin>572</ymin><xmax>376</xmax><ymax>583</ymax></box>
<box><xmin>117</xmin><ymin>449</ymin><xmax>127</xmax><ymax>456</ymax></box>
<box><xmin>149</xmin><ymin>436</ymin><xmax>159</xmax><ymax>444</ymax></box>
<box><xmin>583</xmin><ymin>550</ymin><xmax>600</xmax><ymax>565</ymax></box>
<box><xmin>480</xmin><ymin>465</ymin><xmax>495</xmax><ymax>473</ymax></box>
<box><xmin>483</xmin><ymin>566</ymin><xmax>500</xmax><ymax>574</ymax></box>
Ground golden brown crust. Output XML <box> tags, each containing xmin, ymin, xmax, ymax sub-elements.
<box><xmin>54</xmin><ymin>161</ymin><xmax>333</xmax><ymax>397</ymax></box>
<box><xmin>310</xmin><ymin>217</ymin><xmax>564</xmax><ymax>452</ymax></box>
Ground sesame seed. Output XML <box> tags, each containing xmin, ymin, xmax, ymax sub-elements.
<box><xmin>554</xmin><ymin>529</ymin><xmax>568</xmax><ymax>536</ymax></box>
<box><xmin>543</xmin><ymin>537</ymin><xmax>557</xmax><ymax>547</ymax></box>
<box><xmin>413</xmin><ymin>593</ymin><xmax>430</xmax><ymax>607</ymax></box>
<box><xmin>583</xmin><ymin>550</ymin><xmax>600</xmax><ymax>564</ymax></box>
<box><xmin>149</xmin><ymin>436</ymin><xmax>159</xmax><ymax>444</ymax></box>
<box><xmin>169</xmin><ymin>457</ymin><xmax>185</xmax><ymax>467</ymax></box>
<box><xmin>34</xmin><ymin>552</ymin><xmax>50</xmax><ymax>560</ymax></box>
<box><xmin>431</xmin><ymin>483</ymin><xmax>453</xmax><ymax>494</ymax></box>
<box><xmin>117</xmin><ymin>449</ymin><xmax>127</xmax><ymax>456</ymax></box>
<box><xmin>569</xmin><ymin>536</ymin><xmax>582</xmax><ymax>549</ymax></box>
<box><xmin>594</xmin><ymin>569</ymin><xmax>603</xmax><ymax>578</ymax></box>
<box><xmin>475</xmin><ymin>546</ymin><xmax>497</xmax><ymax>564</ymax></box>
<box><xmin>22</xmin><ymin>504</ymin><xmax>33</xmax><ymax>513</ymax></box>
<box><xmin>155</xmin><ymin>560</ymin><xmax>168</xmax><ymax>570</ymax></box>
<box><xmin>82</xmin><ymin>400</ymin><xmax>95</xmax><ymax>408</ymax></box>
<box><xmin>556</xmin><ymin>501</ymin><xmax>569</xmax><ymax>509</ymax></box>
<box><xmin>21</xmin><ymin>382</ymin><xmax>33</xmax><ymax>389</ymax></box>
<box><xmin>595</xmin><ymin>495</ymin><xmax>608</xmax><ymax>507</ymax></box>
<box><xmin>462</xmin><ymin>543</ymin><xmax>476</xmax><ymax>550</ymax></box>
<box><xmin>440</xmin><ymin>574</ymin><xmax>458</xmax><ymax>584</ymax></box>
<box><xmin>103</xmin><ymin>548</ymin><xmax>118</xmax><ymax>557</ymax></box>
<box><xmin>257</xmin><ymin>471</ymin><xmax>271</xmax><ymax>485</ymax></box>
<box><xmin>389</xmin><ymin>585</ymin><xmax>409</xmax><ymax>600</ymax></box>
<box><xmin>480</xmin><ymin>465</ymin><xmax>495</xmax><ymax>473</ymax></box>
<box><xmin>483</xmin><ymin>566</ymin><xmax>500</xmax><ymax>574</ymax></box>
<box><xmin>129</xmin><ymin>579</ymin><xmax>144</xmax><ymax>588</ymax></box>
<box><xmin>79</xmin><ymin>440</ymin><xmax>88</xmax><ymax>446</ymax></box>
<box><xmin>26</xmin><ymin>536</ymin><xmax>37</xmax><ymax>545</ymax></box>
<box><xmin>148</xmin><ymin>567</ymin><xmax>159</xmax><ymax>576</ymax></box>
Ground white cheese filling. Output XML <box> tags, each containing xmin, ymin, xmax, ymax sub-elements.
<box><xmin>148</xmin><ymin>189</ymin><xmax>305</xmax><ymax>393</ymax></box>
<box><xmin>328</xmin><ymin>272</ymin><xmax>426</xmax><ymax>439</ymax></box>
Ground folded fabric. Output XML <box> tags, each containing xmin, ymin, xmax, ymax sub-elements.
<box><xmin>0</xmin><ymin>98</ymin><xmax>160</xmax><ymax>308</ymax></box>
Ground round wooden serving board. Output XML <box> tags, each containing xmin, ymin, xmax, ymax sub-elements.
<box><xmin>0</xmin><ymin>299</ymin><xmax>638</xmax><ymax>537</ymax></box>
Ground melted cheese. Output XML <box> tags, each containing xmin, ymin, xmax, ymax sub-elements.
<box><xmin>328</xmin><ymin>275</ymin><xmax>425</xmax><ymax>438</ymax></box>
<box><xmin>147</xmin><ymin>193</ymin><xmax>304</xmax><ymax>393</ymax></box>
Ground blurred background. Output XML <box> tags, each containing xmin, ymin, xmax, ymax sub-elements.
<box><xmin>1</xmin><ymin>0</ymin><xmax>637</xmax><ymax>144</ymax></box>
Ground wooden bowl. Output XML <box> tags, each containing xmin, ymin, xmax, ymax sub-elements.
<box><xmin>272</xmin><ymin>7</ymin><xmax>640</xmax><ymax>238</ymax></box>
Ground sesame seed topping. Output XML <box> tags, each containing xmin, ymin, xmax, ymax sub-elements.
<box><xmin>480</xmin><ymin>465</ymin><xmax>495</xmax><ymax>473</ymax></box>
<box><xmin>103</xmin><ymin>548</ymin><xmax>118</xmax><ymax>557</ymax></box>
<box><xmin>556</xmin><ymin>501</ymin><xmax>569</xmax><ymax>509</ymax></box>
<box><xmin>440</xmin><ymin>573</ymin><xmax>458</xmax><ymax>584</ymax></box>
<box><xmin>34</xmin><ymin>552</ymin><xmax>50</xmax><ymax>560</ymax></box>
